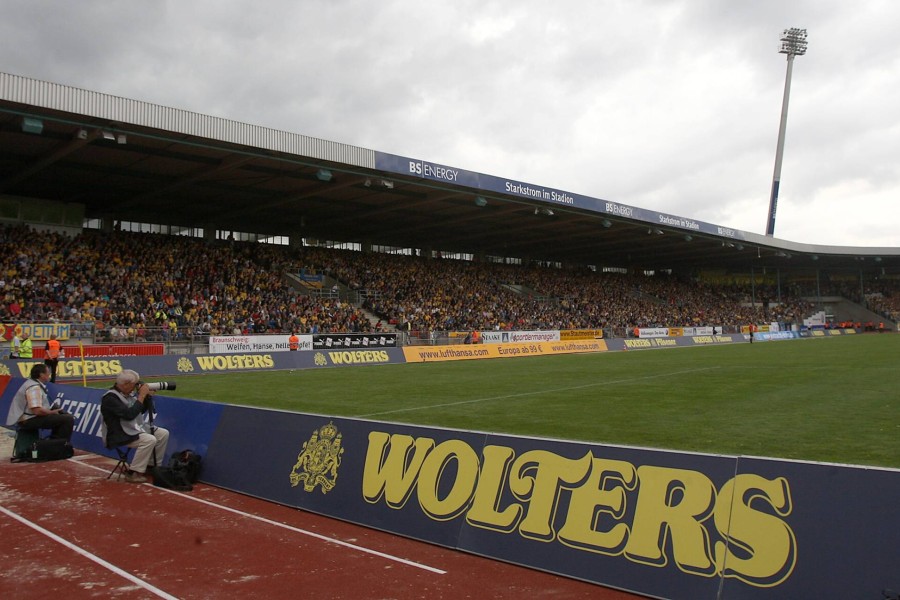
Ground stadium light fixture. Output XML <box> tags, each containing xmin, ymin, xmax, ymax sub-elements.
<box><xmin>601</xmin><ymin>219</ymin><xmax>612</xmax><ymax>228</ymax></box>
<box><xmin>765</xmin><ymin>27</ymin><xmax>808</xmax><ymax>237</ymax></box>
<box><xmin>101</xmin><ymin>130</ymin><xmax>116</xmax><ymax>141</ymax></box>
<box><xmin>474</xmin><ymin>196</ymin><xmax>488</xmax><ymax>207</ymax></box>
<box><xmin>21</xmin><ymin>117</ymin><xmax>43</xmax><ymax>134</ymax></box>
<box><xmin>316</xmin><ymin>169</ymin><xmax>332</xmax><ymax>182</ymax></box>
<box><xmin>116</xmin><ymin>134</ymin><xmax>127</xmax><ymax>145</ymax></box>
<box><xmin>684</xmin><ymin>234</ymin><xmax>693</xmax><ymax>242</ymax></box>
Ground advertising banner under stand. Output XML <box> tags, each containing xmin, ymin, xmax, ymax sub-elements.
<box><xmin>312</xmin><ymin>333</ymin><xmax>397</xmax><ymax>350</ymax></box>
<box><xmin>480</xmin><ymin>330</ymin><xmax>561</xmax><ymax>344</ymax></box>
<box><xmin>209</xmin><ymin>334</ymin><xmax>313</xmax><ymax>353</ymax></box>
<box><xmin>0</xmin><ymin>347</ymin><xmax>408</xmax><ymax>381</ymax></box>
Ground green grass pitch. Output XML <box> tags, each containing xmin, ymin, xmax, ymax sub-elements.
<box><xmin>100</xmin><ymin>334</ymin><xmax>900</xmax><ymax>468</ymax></box>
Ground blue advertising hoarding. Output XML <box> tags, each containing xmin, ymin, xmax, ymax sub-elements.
<box><xmin>0</xmin><ymin>347</ymin><xmax>408</xmax><ymax>382</ymax></box>
<box><xmin>197</xmin><ymin>404</ymin><xmax>900</xmax><ymax>599</ymax></box>
<box><xmin>720</xmin><ymin>456</ymin><xmax>900</xmax><ymax>599</ymax></box>
<box><xmin>2</xmin><ymin>369</ymin><xmax>898</xmax><ymax>598</ymax></box>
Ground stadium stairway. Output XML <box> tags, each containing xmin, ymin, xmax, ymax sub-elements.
<box><xmin>810</xmin><ymin>295</ymin><xmax>898</xmax><ymax>328</ymax></box>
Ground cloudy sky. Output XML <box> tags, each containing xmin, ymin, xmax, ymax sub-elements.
<box><xmin>3</xmin><ymin>1</ymin><xmax>899</xmax><ymax>248</ymax></box>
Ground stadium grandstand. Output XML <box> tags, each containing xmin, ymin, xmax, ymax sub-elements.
<box><xmin>3</xmin><ymin>71</ymin><xmax>900</xmax><ymax>600</ymax></box>
<box><xmin>1</xmin><ymin>71</ymin><xmax>898</xmax><ymax>350</ymax></box>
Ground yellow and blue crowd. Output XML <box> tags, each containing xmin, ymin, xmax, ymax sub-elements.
<box><xmin>1</xmin><ymin>224</ymin><xmax>896</xmax><ymax>339</ymax></box>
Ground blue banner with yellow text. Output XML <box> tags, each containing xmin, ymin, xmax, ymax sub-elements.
<box><xmin>0</xmin><ymin>348</ymin><xmax>407</xmax><ymax>381</ymax></box>
<box><xmin>2</xmin><ymin>375</ymin><xmax>897</xmax><ymax>598</ymax></box>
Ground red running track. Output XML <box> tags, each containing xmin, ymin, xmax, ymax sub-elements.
<box><xmin>0</xmin><ymin>450</ymin><xmax>646</xmax><ymax>599</ymax></box>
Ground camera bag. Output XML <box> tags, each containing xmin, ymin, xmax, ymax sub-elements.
<box><xmin>29</xmin><ymin>438</ymin><xmax>74</xmax><ymax>462</ymax></box>
<box><xmin>169</xmin><ymin>449</ymin><xmax>203</xmax><ymax>484</ymax></box>
<box><xmin>150</xmin><ymin>466</ymin><xmax>193</xmax><ymax>492</ymax></box>
<box><xmin>12</xmin><ymin>428</ymin><xmax>40</xmax><ymax>460</ymax></box>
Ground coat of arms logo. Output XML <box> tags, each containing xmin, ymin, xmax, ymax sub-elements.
<box><xmin>289</xmin><ymin>421</ymin><xmax>344</xmax><ymax>493</ymax></box>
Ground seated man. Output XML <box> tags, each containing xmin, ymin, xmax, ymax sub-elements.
<box><xmin>5</xmin><ymin>363</ymin><xmax>74</xmax><ymax>442</ymax></box>
<box><xmin>100</xmin><ymin>369</ymin><xmax>170</xmax><ymax>484</ymax></box>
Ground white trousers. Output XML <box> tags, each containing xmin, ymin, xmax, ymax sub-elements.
<box><xmin>127</xmin><ymin>427</ymin><xmax>170</xmax><ymax>474</ymax></box>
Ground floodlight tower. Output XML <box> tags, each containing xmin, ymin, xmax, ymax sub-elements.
<box><xmin>765</xmin><ymin>27</ymin><xmax>808</xmax><ymax>237</ymax></box>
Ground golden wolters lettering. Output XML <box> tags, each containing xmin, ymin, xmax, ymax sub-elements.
<box><xmin>624</xmin><ymin>339</ymin><xmax>652</xmax><ymax>348</ymax></box>
<box><xmin>14</xmin><ymin>360</ymin><xmax>122</xmax><ymax>377</ymax></box>
<box><xmin>361</xmin><ymin>432</ymin><xmax>797</xmax><ymax>587</ymax></box>
<box><xmin>328</xmin><ymin>350</ymin><xmax>389</xmax><ymax>365</ymax></box>
<box><xmin>196</xmin><ymin>354</ymin><xmax>275</xmax><ymax>371</ymax></box>
<box><xmin>713</xmin><ymin>475</ymin><xmax>796</xmax><ymax>587</ymax></box>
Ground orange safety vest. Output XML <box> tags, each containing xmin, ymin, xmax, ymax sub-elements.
<box><xmin>288</xmin><ymin>334</ymin><xmax>299</xmax><ymax>350</ymax></box>
<box><xmin>46</xmin><ymin>339</ymin><xmax>61</xmax><ymax>359</ymax></box>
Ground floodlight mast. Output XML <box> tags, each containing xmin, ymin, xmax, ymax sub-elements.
<box><xmin>765</xmin><ymin>27</ymin><xmax>808</xmax><ymax>237</ymax></box>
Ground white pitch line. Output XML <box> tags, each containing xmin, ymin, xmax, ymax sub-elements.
<box><xmin>0</xmin><ymin>504</ymin><xmax>180</xmax><ymax>600</ymax></box>
<box><xmin>357</xmin><ymin>366</ymin><xmax>721</xmax><ymax>418</ymax></box>
<box><xmin>74</xmin><ymin>460</ymin><xmax>446</xmax><ymax>575</ymax></box>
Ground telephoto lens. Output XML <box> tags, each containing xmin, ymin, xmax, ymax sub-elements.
<box><xmin>145</xmin><ymin>382</ymin><xmax>177</xmax><ymax>391</ymax></box>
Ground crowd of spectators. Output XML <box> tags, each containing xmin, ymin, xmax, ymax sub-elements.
<box><xmin>315</xmin><ymin>251</ymin><xmax>817</xmax><ymax>333</ymax></box>
<box><xmin>0</xmin><ymin>225</ymin><xmax>373</xmax><ymax>339</ymax></box>
<box><xmin>1</xmin><ymin>223</ymin><xmax>896</xmax><ymax>340</ymax></box>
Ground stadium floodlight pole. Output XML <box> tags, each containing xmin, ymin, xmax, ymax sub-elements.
<box><xmin>765</xmin><ymin>27</ymin><xmax>808</xmax><ymax>237</ymax></box>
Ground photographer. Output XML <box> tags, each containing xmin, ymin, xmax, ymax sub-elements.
<box><xmin>5</xmin><ymin>363</ymin><xmax>74</xmax><ymax>441</ymax></box>
<box><xmin>100</xmin><ymin>369</ymin><xmax>169</xmax><ymax>484</ymax></box>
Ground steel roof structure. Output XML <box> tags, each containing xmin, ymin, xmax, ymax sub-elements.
<box><xmin>2</xmin><ymin>72</ymin><xmax>898</xmax><ymax>278</ymax></box>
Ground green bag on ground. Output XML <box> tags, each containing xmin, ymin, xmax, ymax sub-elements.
<box><xmin>12</xmin><ymin>428</ymin><xmax>40</xmax><ymax>460</ymax></box>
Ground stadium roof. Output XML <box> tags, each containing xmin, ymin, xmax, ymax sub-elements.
<box><xmin>1</xmin><ymin>72</ymin><xmax>898</xmax><ymax>276</ymax></box>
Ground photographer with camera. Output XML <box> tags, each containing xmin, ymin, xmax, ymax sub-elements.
<box><xmin>5</xmin><ymin>363</ymin><xmax>74</xmax><ymax>441</ymax></box>
<box><xmin>100</xmin><ymin>369</ymin><xmax>170</xmax><ymax>484</ymax></box>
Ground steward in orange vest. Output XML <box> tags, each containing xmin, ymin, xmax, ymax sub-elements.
<box><xmin>288</xmin><ymin>332</ymin><xmax>299</xmax><ymax>351</ymax></box>
<box><xmin>44</xmin><ymin>334</ymin><xmax>62</xmax><ymax>383</ymax></box>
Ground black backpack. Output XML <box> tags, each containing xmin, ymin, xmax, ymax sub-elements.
<box><xmin>150</xmin><ymin>465</ymin><xmax>193</xmax><ymax>492</ymax></box>
<box><xmin>150</xmin><ymin>450</ymin><xmax>202</xmax><ymax>492</ymax></box>
<box><xmin>168</xmin><ymin>449</ymin><xmax>203</xmax><ymax>484</ymax></box>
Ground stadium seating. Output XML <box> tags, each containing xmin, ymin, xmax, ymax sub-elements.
<box><xmin>1</xmin><ymin>223</ymin><xmax>895</xmax><ymax>338</ymax></box>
